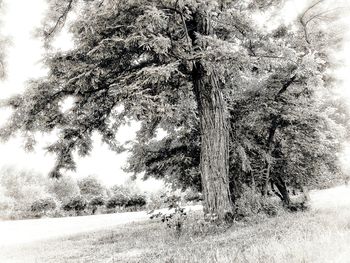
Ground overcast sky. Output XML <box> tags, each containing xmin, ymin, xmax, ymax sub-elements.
<box><xmin>0</xmin><ymin>0</ymin><xmax>349</xmax><ymax>188</ymax></box>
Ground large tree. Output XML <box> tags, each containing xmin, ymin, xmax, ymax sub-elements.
<box><xmin>126</xmin><ymin>0</ymin><xmax>349</xmax><ymax>206</ymax></box>
<box><xmin>0</xmin><ymin>0</ymin><xmax>346</xmax><ymax>220</ymax></box>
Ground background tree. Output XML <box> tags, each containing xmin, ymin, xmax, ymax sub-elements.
<box><xmin>126</xmin><ymin>194</ymin><xmax>146</xmax><ymax>209</ymax></box>
<box><xmin>77</xmin><ymin>175</ymin><xmax>106</xmax><ymax>200</ymax></box>
<box><xmin>0</xmin><ymin>166</ymin><xmax>50</xmax><ymax>205</ymax></box>
<box><xmin>63</xmin><ymin>195</ymin><xmax>87</xmax><ymax>215</ymax></box>
<box><xmin>107</xmin><ymin>181</ymin><xmax>145</xmax><ymax>210</ymax></box>
<box><xmin>48</xmin><ymin>175</ymin><xmax>80</xmax><ymax>203</ymax></box>
<box><xmin>109</xmin><ymin>183</ymin><xmax>137</xmax><ymax>197</ymax></box>
<box><xmin>88</xmin><ymin>195</ymin><xmax>105</xmax><ymax>214</ymax></box>
<box><xmin>0</xmin><ymin>166</ymin><xmax>54</xmax><ymax>218</ymax></box>
<box><xmin>106</xmin><ymin>194</ymin><xmax>128</xmax><ymax>210</ymax></box>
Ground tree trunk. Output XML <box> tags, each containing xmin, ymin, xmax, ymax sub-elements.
<box><xmin>187</xmin><ymin>10</ymin><xmax>233</xmax><ymax>221</ymax></box>
<box><xmin>262</xmin><ymin>117</ymin><xmax>279</xmax><ymax>196</ymax></box>
<box><xmin>264</xmin><ymin>75</ymin><xmax>296</xmax><ymax>199</ymax></box>
<box><xmin>273</xmin><ymin>175</ymin><xmax>291</xmax><ymax>206</ymax></box>
<box><xmin>193</xmin><ymin>61</ymin><xmax>233</xmax><ymax>220</ymax></box>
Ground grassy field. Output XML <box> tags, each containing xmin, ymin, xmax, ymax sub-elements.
<box><xmin>2</xmin><ymin>196</ymin><xmax>350</xmax><ymax>263</ymax></box>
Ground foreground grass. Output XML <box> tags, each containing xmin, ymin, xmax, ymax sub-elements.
<box><xmin>2</xmin><ymin>204</ymin><xmax>350</xmax><ymax>263</ymax></box>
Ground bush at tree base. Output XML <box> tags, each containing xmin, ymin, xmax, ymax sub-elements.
<box><xmin>150</xmin><ymin>196</ymin><xmax>187</xmax><ymax>238</ymax></box>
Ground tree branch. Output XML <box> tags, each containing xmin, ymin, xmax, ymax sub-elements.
<box><xmin>275</xmin><ymin>74</ymin><xmax>297</xmax><ymax>98</ymax></box>
<box><xmin>45</xmin><ymin>0</ymin><xmax>75</xmax><ymax>39</ymax></box>
<box><xmin>299</xmin><ymin>0</ymin><xmax>325</xmax><ymax>44</ymax></box>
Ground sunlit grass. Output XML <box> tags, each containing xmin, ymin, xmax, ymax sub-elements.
<box><xmin>2</xmin><ymin>199</ymin><xmax>350</xmax><ymax>263</ymax></box>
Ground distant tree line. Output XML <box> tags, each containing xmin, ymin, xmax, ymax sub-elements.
<box><xmin>0</xmin><ymin>167</ymin><xmax>149</xmax><ymax>220</ymax></box>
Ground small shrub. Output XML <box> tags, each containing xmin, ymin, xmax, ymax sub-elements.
<box><xmin>30</xmin><ymin>197</ymin><xmax>57</xmax><ymax>217</ymax></box>
<box><xmin>46</xmin><ymin>208</ymin><xmax>67</xmax><ymax>218</ymax></box>
<box><xmin>287</xmin><ymin>195</ymin><xmax>310</xmax><ymax>212</ymax></box>
<box><xmin>150</xmin><ymin>194</ymin><xmax>187</xmax><ymax>237</ymax></box>
<box><xmin>146</xmin><ymin>191</ymin><xmax>168</xmax><ymax>210</ymax></box>
<box><xmin>63</xmin><ymin>195</ymin><xmax>87</xmax><ymax>215</ymax></box>
<box><xmin>164</xmin><ymin>194</ymin><xmax>182</xmax><ymax>208</ymax></box>
<box><xmin>234</xmin><ymin>187</ymin><xmax>281</xmax><ymax>220</ymax></box>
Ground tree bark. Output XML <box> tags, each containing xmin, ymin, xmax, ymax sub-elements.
<box><xmin>262</xmin><ymin>117</ymin><xmax>279</xmax><ymax>196</ymax></box>
<box><xmin>193</xmin><ymin>62</ymin><xmax>233</xmax><ymax>220</ymax></box>
<box><xmin>263</xmin><ymin>75</ymin><xmax>296</xmax><ymax>203</ymax></box>
<box><xmin>188</xmin><ymin>11</ymin><xmax>233</xmax><ymax>221</ymax></box>
<box><xmin>272</xmin><ymin>175</ymin><xmax>291</xmax><ymax>206</ymax></box>
<box><xmin>264</xmin><ymin>118</ymin><xmax>291</xmax><ymax>206</ymax></box>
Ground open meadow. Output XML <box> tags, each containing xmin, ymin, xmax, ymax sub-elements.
<box><xmin>1</xmin><ymin>185</ymin><xmax>350</xmax><ymax>263</ymax></box>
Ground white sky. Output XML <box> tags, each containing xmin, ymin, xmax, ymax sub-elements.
<box><xmin>0</xmin><ymin>0</ymin><xmax>350</xmax><ymax>188</ymax></box>
<box><xmin>0</xmin><ymin>0</ymin><xmax>162</xmax><ymax>190</ymax></box>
